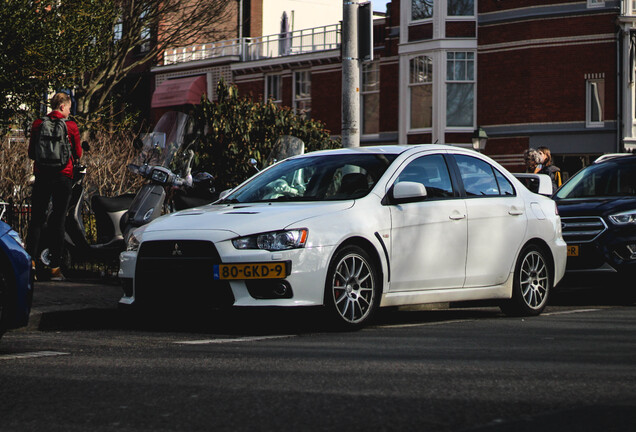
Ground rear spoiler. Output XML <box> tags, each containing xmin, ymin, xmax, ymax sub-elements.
<box><xmin>513</xmin><ymin>173</ymin><xmax>553</xmax><ymax>196</ymax></box>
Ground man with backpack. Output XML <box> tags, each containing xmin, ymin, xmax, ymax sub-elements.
<box><xmin>26</xmin><ymin>92</ymin><xmax>82</xmax><ymax>281</ymax></box>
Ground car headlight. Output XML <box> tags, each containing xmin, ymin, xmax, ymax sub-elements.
<box><xmin>609</xmin><ymin>210</ymin><xmax>636</xmax><ymax>225</ymax></box>
<box><xmin>7</xmin><ymin>229</ymin><xmax>25</xmax><ymax>249</ymax></box>
<box><xmin>126</xmin><ymin>232</ymin><xmax>140</xmax><ymax>251</ymax></box>
<box><xmin>232</xmin><ymin>229</ymin><xmax>308</xmax><ymax>251</ymax></box>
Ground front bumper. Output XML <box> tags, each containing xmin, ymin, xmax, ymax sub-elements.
<box><xmin>119</xmin><ymin>240</ymin><xmax>334</xmax><ymax>308</ymax></box>
<box><xmin>565</xmin><ymin>230</ymin><xmax>636</xmax><ymax>273</ymax></box>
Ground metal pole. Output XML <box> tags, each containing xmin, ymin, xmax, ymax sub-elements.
<box><xmin>342</xmin><ymin>0</ymin><xmax>360</xmax><ymax>148</ymax></box>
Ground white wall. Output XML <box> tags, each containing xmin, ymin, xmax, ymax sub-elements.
<box><xmin>262</xmin><ymin>0</ymin><xmax>342</xmax><ymax>36</ymax></box>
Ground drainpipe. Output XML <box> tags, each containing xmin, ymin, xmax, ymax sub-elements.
<box><xmin>617</xmin><ymin>24</ymin><xmax>623</xmax><ymax>153</ymax></box>
<box><xmin>238</xmin><ymin>0</ymin><xmax>243</xmax><ymax>40</ymax></box>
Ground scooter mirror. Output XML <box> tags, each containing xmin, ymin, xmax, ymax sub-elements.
<box><xmin>249</xmin><ymin>158</ymin><xmax>260</xmax><ymax>172</ymax></box>
<box><xmin>132</xmin><ymin>137</ymin><xmax>144</xmax><ymax>151</ymax></box>
<box><xmin>127</xmin><ymin>163</ymin><xmax>140</xmax><ymax>174</ymax></box>
<box><xmin>81</xmin><ymin>141</ymin><xmax>90</xmax><ymax>151</ymax></box>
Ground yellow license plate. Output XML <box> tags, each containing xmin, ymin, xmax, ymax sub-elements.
<box><xmin>213</xmin><ymin>262</ymin><xmax>290</xmax><ymax>280</ymax></box>
<box><xmin>567</xmin><ymin>245</ymin><xmax>579</xmax><ymax>257</ymax></box>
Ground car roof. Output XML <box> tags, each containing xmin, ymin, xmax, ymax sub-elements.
<box><xmin>594</xmin><ymin>153</ymin><xmax>636</xmax><ymax>164</ymax></box>
<box><xmin>300</xmin><ymin>144</ymin><xmax>471</xmax><ymax>158</ymax></box>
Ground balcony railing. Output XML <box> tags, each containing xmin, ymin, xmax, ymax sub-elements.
<box><xmin>163</xmin><ymin>24</ymin><xmax>341</xmax><ymax>66</ymax></box>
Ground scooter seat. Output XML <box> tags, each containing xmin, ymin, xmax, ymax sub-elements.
<box><xmin>91</xmin><ymin>194</ymin><xmax>136</xmax><ymax>213</ymax></box>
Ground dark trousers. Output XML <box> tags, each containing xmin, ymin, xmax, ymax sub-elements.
<box><xmin>26</xmin><ymin>173</ymin><xmax>72</xmax><ymax>268</ymax></box>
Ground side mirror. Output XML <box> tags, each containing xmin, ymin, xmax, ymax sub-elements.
<box><xmin>127</xmin><ymin>163</ymin><xmax>140</xmax><ymax>175</ymax></box>
<box><xmin>249</xmin><ymin>158</ymin><xmax>260</xmax><ymax>172</ymax></box>
<box><xmin>393</xmin><ymin>181</ymin><xmax>427</xmax><ymax>201</ymax></box>
<box><xmin>81</xmin><ymin>141</ymin><xmax>90</xmax><ymax>151</ymax></box>
<box><xmin>132</xmin><ymin>137</ymin><xmax>144</xmax><ymax>151</ymax></box>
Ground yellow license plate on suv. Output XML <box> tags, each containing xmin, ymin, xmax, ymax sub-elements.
<box><xmin>213</xmin><ymin>262</ymin><xmax>290</xmax><ymax>280</ymax></box>
<box><xmin>567</xmin><ymin>245</ymin><xmax>579</xmax><ymax>257</ymax></box>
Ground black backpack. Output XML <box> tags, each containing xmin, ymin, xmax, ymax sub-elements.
<box><xmin>34</xmin><ymin>116</ymin><xmax>71</xmax><ymax>170</ymax></box>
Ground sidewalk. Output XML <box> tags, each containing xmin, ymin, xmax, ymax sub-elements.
<box><xmin>27</xmin><ymin>279</ymin><xmax>123</xmax><ymax>331</ymax></box>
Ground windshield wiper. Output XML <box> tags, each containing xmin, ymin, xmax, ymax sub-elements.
<box><xmin>217</xmin><ymin>198</ymin><xmax>241</xmax><ymax>204</ymax></box>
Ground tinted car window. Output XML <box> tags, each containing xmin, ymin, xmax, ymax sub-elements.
<box><xmin>455</xmin><ymin>155</ymin><xmax>501</xmax><ymax>196</ymax></box>
<box><xmin>395</xmin><ymin>154</ymin><xmax>454</xmax><ymax>198</ymax></box>
<box><xmin>555</xmin><ymin>159</ymin><xmax>636</xmax><ymax>198</ymax></box>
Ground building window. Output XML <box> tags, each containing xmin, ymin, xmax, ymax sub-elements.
<box><xmin>265</xmin><ymin>74</ymin><xmax>282</xmax><ymax>106</ymax></box>
<box><xmin>139</xmin><ymin>9</ymin><xmax>151</xmax><ymax>53</ymax></box>
<box><xmin>409</xmin><ymin>55</ymin><xmax>433</xmax><ymax>130</ymax></box>
<box><xmin>293</xmin><ymin>71</ymin><xmax>311</xmax><ymax>118</ymax></box>
<box><xmin>446</xmin><ymin>52</ymin><xmax>474</xmax><ymax>128</ymax></box>
<box><xmin>412</xmin><ymin>0</ymin><xmax>433</xmax><ymax>21</ymax></box>
<box><xmin>114</xmin><ymin>20</ymin><xmax>123</xmax><ymax>42</ymax></box>
<box><xmin>586</xmin><ymin>79</ymin><xmax>604</xmax><ymax>127</ymax></box>
<box><xmin>448</xmin><ymin>0</ymin><xmax>474</xmax><ymax>16</ymax></box>
<box><xmin>362</xmin><ymin>62</ymin><xmax>380</xmax><ymax>135</ymax></box>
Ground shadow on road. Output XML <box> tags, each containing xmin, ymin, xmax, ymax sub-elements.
<box><xmin>551</xmin><ymin>272</ymin><xmax>636</xmax><ymax>306</ymax></box>
<box><xmin>29</xmin><ymin>271</ymin><xmax>634</xmax><ymax>336</ymax></box>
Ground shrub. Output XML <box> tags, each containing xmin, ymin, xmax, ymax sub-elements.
<box><xmin>191</xmin><ymin>79</ymin><xmax>340</xmax><ymax>191</ymax></box>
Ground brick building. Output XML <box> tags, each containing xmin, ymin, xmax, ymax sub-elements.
<box><xmin>150</xmin><ymin>0</ymin><xmax>634</xmax><ymax>176</ymax></box>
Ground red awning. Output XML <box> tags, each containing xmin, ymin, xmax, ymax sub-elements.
<box><xmin>151</xmin><ymin>75</ymin><xmax>207</xmax><ymax>108</ymax></box>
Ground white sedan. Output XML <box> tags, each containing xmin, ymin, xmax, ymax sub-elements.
<box><xmin>119</xmin><ymin>145</ymin><xmax>567</xmax><ymax>329</ymax></box>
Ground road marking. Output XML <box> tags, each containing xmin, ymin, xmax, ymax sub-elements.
<box><xmin>375</xmin><ymin>319</ymin><xmax>474</xmax><ymax>329</ymax></box>
<box><xmin>174</xmin><ymin>335</ymin><xmax>296</xmax><ymax>345</ymax></box>
<box><xmin>0</xmin><ymin>351</ymin><xmax>70</xmax><ymax>360</ymax></box>
<box><xmin>543</xmin><ymin>308</ymin><xmax>601</xmax><ymax>316</ymax></box>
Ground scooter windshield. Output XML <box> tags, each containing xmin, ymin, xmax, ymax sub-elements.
<box><xmin>134</xmin><ymin>111</ymin><xmax>190</xmax><ymax>169</ymax></box>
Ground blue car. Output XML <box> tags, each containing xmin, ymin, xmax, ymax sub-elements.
<box><xmin>0</xmin><ymin>220</ymin><xmax>33</xmax><ymax>339</ymax></box>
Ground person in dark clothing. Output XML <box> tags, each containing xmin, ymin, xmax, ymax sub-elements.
<box><xmin>537</xmin><ymin>146</ymin><xmax>562</xmax><ymax>193</ymax></box>
<box><xmin>26</xmin><ymin>92</ymin><xmax>82</xmax><ymax>280</ymax></box>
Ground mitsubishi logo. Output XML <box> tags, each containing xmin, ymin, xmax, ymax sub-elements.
<box><xmin>172</xmin><ymin>243</ymin><xmax>183</xmax><ymax>256</ymax></box>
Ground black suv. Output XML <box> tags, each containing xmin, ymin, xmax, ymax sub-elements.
<box><xmin>553</xmin><ymin>154</ymin><xmax>636</xmax><ymax>278</ymax></box>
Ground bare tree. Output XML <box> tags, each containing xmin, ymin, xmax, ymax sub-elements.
<box><xmin>74</xmin><ymin>0</ymin><xmax>233</xmax><ymax>126</ymax></box>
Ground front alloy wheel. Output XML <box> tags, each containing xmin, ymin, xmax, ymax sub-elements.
<box><xmin>325</xmin><ymin>245</ymin><xmax>380</xmax><ymax>330</ymax></box>
<box><xmin>501</xmin><ymin>244</ymin><xmax>551</xmax><ymax>316</ymax></box>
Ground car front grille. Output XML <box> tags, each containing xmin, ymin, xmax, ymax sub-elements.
<box><xmin>561</xmin><ymin>216</ymin><xmax>607</xmax><ymax>243</ymax></box>
<box><xmin>135</xmin><ymin>240</ymin><xmax>234</xmax><ymax>307</ymax></box>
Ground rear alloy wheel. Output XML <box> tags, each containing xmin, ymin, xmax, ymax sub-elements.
<box><xmin>501</xmin><ymin>244</ymin><xmax>551</xmax><ymax>316</ymax></box>
<box><xmin>324</xmin><ymin>245</ymin><xmax>380</xmax><ymax>330</ymax></box>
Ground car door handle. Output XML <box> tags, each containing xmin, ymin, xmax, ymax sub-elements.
<box><xmin>508</xmin><ymin>206</ymin><xmax>524</xmax><ymax>216</ymax></box>
<box><xmin>449</xmin><ymin>212</ymin><xmax>466</xmax><ymax>220</ymax></box>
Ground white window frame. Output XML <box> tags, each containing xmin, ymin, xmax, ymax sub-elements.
<box><xmin>361</xmin><ymin>61</ymin><xmax>380</xmax><ymax>136</ymax></box>
<box><xmin>445</xmin><ymin>51</ymin><xmax>475</xmax><ymax>129</ymax></box>
<box><xmin>265</xmin><ymin>74</ymin><xmax>282</xmax><ymax>105</ymax></box>
<box><xmin>586</xmin><ymin>78</ymin><xmax>604</xmax><ymax>128</ymax></box>
<box><xmin>293</xmin><ymin>70</ymin><xmax>311</xmax><ymax>118</ymax></box>
<box><xmin>408</xmin><ymin>55</ymin><xmax>434</xmax><ymax>132</ymax></box>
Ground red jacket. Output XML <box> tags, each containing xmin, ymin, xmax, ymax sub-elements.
<box><xmin>29</xmin><ymin>111</ymin><xmax>82</xmax><ymax>179</ymax></box>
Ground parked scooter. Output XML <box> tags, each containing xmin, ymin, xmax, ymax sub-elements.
<box><xmin>39</xmin><ymin>110</ymin><xmax>214</xmax><ymax>271</ymax></box>
<box><xmin>249</xmin><ymin>135</ymin><xmax>305</xmax><ymax>172</ymax></box>
<box><xmin>39</xmin><ymin>144</ymin><xmax>135</xmax><ymax>270</ymax></box>
<box><xmin>120</xmin><ymin>111</ymin><xmax>216</xmax><ymax>240</ymax></box>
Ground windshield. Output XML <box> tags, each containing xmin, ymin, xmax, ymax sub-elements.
<box><xmin>222</xmin><ymin>153</ymin><xmax>398</xmax><ymax>203</ymax></box>
<box><xmin>133</xmin><ymin>111</ymin><xmax>191</xmax><ymax>169</ymax></box>
<box><xmin>555</xmin><ymin>160</ymin><xmax>636</xmax><ymax>199</ymax></box>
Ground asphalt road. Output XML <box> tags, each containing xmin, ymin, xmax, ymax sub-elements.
<box><xmin>1</xmin><ymin>274</ymin><xmax>635</xmax><ymax>432</ymax></box>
